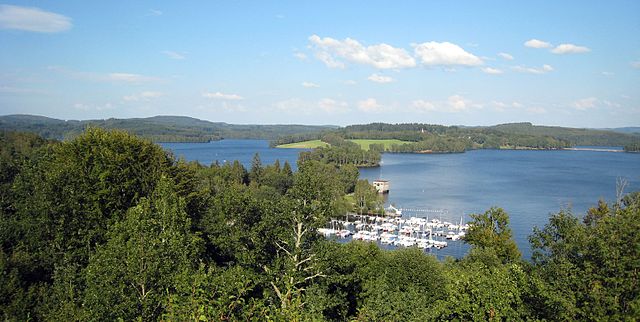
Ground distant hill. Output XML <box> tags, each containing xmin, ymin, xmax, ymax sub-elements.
<box><xmin>487</xmin><ymin>122</ymin><xmax>640</xmax><ymax>146</ymax></box>
<box><xmin>0</xmin><ymin>114</ymin><xmax>336</xmax><ymax>142</ymax></box>
<box><xmin>273</xmin><ymin>122</ymin><xmax>640</xmax><ymax>152</ymax></box>
<box><xmin>601</xmin><ymin>127</ymin><xmax>640</xmax><ymax>135</ymax></box>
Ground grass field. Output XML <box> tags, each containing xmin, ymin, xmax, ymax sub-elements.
<box><xmin>276</xmin><ymin>139</ymin><xmax>413</xmax><ymax>150</ymax></box>
<box><xmin>348</xmin><ymin>139</ymin><xmax>412</xmax><ymax>151</ymax></box>
<box><xmin>276</xmin><ymin>139</ymin><xmax>329</xmax><ymax>148</ymax></box>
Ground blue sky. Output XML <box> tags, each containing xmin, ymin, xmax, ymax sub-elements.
<box><xmin>1</xmin><ymin>1</ymin><xmax>639</xmax><ymax>127</ymax></box>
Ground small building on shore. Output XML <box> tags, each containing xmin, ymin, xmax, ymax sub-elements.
<box><xmin>372</xmin><ymin>179</ymin><xmax>390</xmax><ymax>194</ymax></box>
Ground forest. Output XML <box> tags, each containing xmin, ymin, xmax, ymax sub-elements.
<box><xmin>274</xmin><ymin>122</ymin><xmax>640</xmax><ymax>153</ymax></box>
<box><xmin>1</xmin><ymin>129</ymin><xmax>638</xmax><ymax>321</ymax></box>
<box><xmin>3</xmin><ymin>115</ymin><xmax>639</xmax><ymax>151</ymax></box>
<box><xmin>297</xmin><ymin>134</ymin><xmax>382</xmax><ymax>167</ymax></box>
<box><xmin>0</xmin><ymin>114</ymin><xmax>334</xmax><ymax>142</ymax></box>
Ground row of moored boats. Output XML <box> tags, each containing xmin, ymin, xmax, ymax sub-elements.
<box><xmin>318</xmin><ymin>214</ymin><xmax>470</xmax><ymax>250</ymax></box>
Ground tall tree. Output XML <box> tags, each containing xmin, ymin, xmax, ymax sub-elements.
<box><xmin>83</xmin><ymin>177</ymin><xmax>203</xmax><ymax>321</ymax></box>
<box><xmin>464</xmin><ymin>207</ymin><xmax>521</xmax><ymax>263</ymax></box>
<box><xmin>249</xmin><ymin>152</ymin><xmax>263</xmax><ymax>185</ymax></box>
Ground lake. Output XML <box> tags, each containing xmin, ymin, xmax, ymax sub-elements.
<box><xmin>161</xmin><ymin>139</ymin><xmax>307</xmax><ymax>170</ymax></box>
<box><xmin>161</xmin><ymin>140</ymin><xmax>640</xmax><ymax>259</ymax></box>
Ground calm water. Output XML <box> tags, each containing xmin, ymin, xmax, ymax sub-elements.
<box><xmin>161</xmin><ymin>140</ymin><xmax>307</xmax><ymax>170</ymax></box>
<box><xmin>161</xmin><ymin>140</ymin><xmax>640</xmax><ymax>260</ymax></box>
<box><xmin>360</xmin><ymin>149</ymin><xmax>640</xmax><ymax>259</ymax></box>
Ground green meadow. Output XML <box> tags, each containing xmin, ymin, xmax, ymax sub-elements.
<box><xmin>276</xmin><ymin>139</ymin><xmax>412</xmax><ymax>150</ymax></box>
<box><xmin>348</xmin><ymin>139</ymin><xmax>413</xmax><ymax>151</ymax></box>
<box><xmin>276</xmin><ymin>139</ymin><xmax>329</xmax><ymax>148</ymax></box>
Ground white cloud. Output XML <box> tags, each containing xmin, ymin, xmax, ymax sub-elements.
<box><xmin>73</xmin><ymin>102</ymin><xmax>115</xmax><ymax>111</ymax></box>
<box><xmin>343</xmin><ymin>80</ymin><xmax>357</xmax><ymax>85</ymax></box>
<box><xmin>317</xmin><ymin>98</ymin><xmax>348</xmax><ymax>113</ymax></box>
<box><xmin>367</xmin><ymin>73</ymin><xmax>394</xmax><ymax>83</ymax></box>
<box><xmin>527</xmin><ymin>107</ymin><xmax>547</xmax><ymax>114</ymax></box>
<box><xmin>492</xmin><ymin>101</ymin><xmax>508</xmax><ymax>111</ymax></box>
<box><xmin>524</xmin><ymin>39</ymin><xmax>552</xmax><ymax>48</ymax></box>
<box><xmin>0</xmin><ymin>86</ymin><xmax>46</xmax><ymax>95</ymax></box>
<box><xmin>274</xmin><ymin>98</ymin><xmax>305</xmax><ymax>112</ymax></box>
<box><xmin>202</xmin><ymin>92</ymin><xmax>244</xmax><ymax>100</ymax></box>
<box><xmin>0</xmin><ymin>4</ymin><xmax>72</xmax><ymax>33</ymax></box>
<box><xmin>631</xmin><ymin>61</ymin><xmax>640</xmax><ymax>69</ymax></box>
<box><xmin>410</xmin><ymin>95</ymin><xmax>481</xmax><ymax>113</ymax></box>
<box><xmin>308</xmin><ymin>34</ymin><xmax>416</xmax><ymax>69</ymax></box>
<box><xmin>601</xmin><ymin>71</ymin><xmax>614</xmax><ymax>76</ymax></box>
<box><xmin>482</xmin><ymin>67</ymin><xmax>503</xmax><ymax>74</ymax></box>
<box><xmin>313</xmin><ymin>50</ymin><xmax>345</xmax><ymax>68</ymax></box>
<box><xmin>413</xmin><ymin>41</ymin><xmax>483</xmax><ymax>66</ymax></box>
<box><xmin>551</xmin><ymin>43</ymin><xmax>590</xmax><ymax>54</ymax></box>
<box><xmin>498</xmin><ymin>52</ymin><xmax>514</xmax><ymax>60</ymax></box>
<box><xmin>602</xmin><ymin>100</ymin><xmax>621</xmax><ymax>108</ymax></box>
<box><xmin>572</xmin><ymin>97</ymin><xmax>598</xmax><ymax>110</ymax></box>
<box><xmin>220</xmin><ymin>102</ymin><xmax>247</xmax><ymax>112</ymax></box>
<box><xmin>449</xmin><ymin>95</ymin><xmax>484</xmax><ymax>112</ymax></box>
<box><xmin>357</xmin><ymin>98</ymin><xmax>384</xmax><ymax>113</ymax></box>
<box><xmin>275</xmin><ymin>98</ymin><xmax>348</xmax><ymax>114</ymax></box>
<box><xmin>147</xmin><ymin>9</ymin><xmax>162</xmax><ymax>16</ymax></box>
<box><xmin>491</xmin><ymin>101</ymin><xmax>523</xmax><ymax>112</ymax></box>
<box><xmin>107</xmin><ymin>73</ymin><xmax>160</xmax><ymax>83</ymax></box>
<box><xmin>302</xmin><ymin>81</ymin><xmax>319</xmax><ymax>88</ymax></box>
<box><xmin>512</xmin><ymin>64</ymin><xmax>553</xmax><ymax>74</ymax></box>
<box><xmin>49</xmin><ymin>66</ymin><xmax>162</xmax><ymax>83</ymax></box>
<box><xmin>123</xmin><ymin>91</ymin><xmax>164</xmax><ymax>102</ymax></box>
<box><xmin>162</xmin><ymin>51</ymin><xmax>186</xmax><ymax>60</ymax></box>
<box><xmin>448</xmin><ymin>95</ymin><xmax>469</xmax><ymax>111</ymax></box>
<box><xmin>293</xmin><ymin>52</ymin><xmax>307</xmax><ymax>60</ymax></box>
<box><xmin>411</xmin><ymin>99</ymin><xmax>437</xmax><ymax>112</ymax></box>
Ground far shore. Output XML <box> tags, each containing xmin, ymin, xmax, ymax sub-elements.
<box><xmin>563</xmin><ymin>147</ymin><xmax>624</xmax><ymax>153</ymax></box>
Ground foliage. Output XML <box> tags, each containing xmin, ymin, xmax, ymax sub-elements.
<box><xmin>298</xmin><ymin>135</ymin><xmax>381</xmax><ymax>167</ymax></box>
<box><xmin>0</xmin><ymin>114</ymin><xmax>334</xmax><ymax>142</ymax></box>
<box><xmin>353</xmin><ymin>179</ymin><xmax>382</xmax><ymax>215</ymax></box>
<box><xmin>275</xmin><ymin>121</ymin><xmax>581</xmax><ymax>154</ymax></box>
<box><xmin>528</xmin><ymin>194</ymin><xmax>640</xmax><ymax>320</ymax></box>
<box><xmin>624</xmin><ymin>141</ymin><xmax>640</xmax><ymax>152</ymax></box>
<box><xmin>464</xmin><ymin>207</ymin><xmax>521</xmax><ymax>263</ymax></box>
<box><xmin>492</xmin><ymin>122</ymin><xmax>640</xmax><ymax>147</ymax></box>
<box><xmin>83</xmin><ymin>177</ymin><xmax>203</xmax><ymax>321</ymax></box>
<box><xmin>1</xmin><ymin>129</ymin><xmax>639</xmax><ymax>321</ymax></box>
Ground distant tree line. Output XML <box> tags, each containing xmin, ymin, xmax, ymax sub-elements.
<box><xmin>274</xmin><ymin>122</ymin><xmax>573</xmax><ymax>153</ymax></box>
<box><xmin>0</xmin><ymin>114</ymin><xmax>333</xmax><ymax>142</ymax></box>
<box><xmin>298</xmin><ymin>134</ymin><xmax>382</xmax><ymax>167</ymax></box>
<box><xmin>1</xmin><ymin>129</ymin><xmax>638</xmax><ymax>321</ymax></box>
<box><xmin>624</xmin><ymin>142</ymin><xmax>640</xmax><ymax>152</ymax></box>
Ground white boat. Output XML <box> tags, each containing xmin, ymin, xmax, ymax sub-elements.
<box><xmin>317</xmin><ymin>228</ymin><xmax>336</xmax><ymax>237</ymax></box>
<box><xmin>337</xmin><ymin>229</ymin><xmax>352</xmax><ymax>238</ymax></box>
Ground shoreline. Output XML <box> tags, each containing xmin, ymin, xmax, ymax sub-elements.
<box><xmin>563</xmin><ymin>147</ymin><xmax>624</xmax><ymax>153</ymax></box>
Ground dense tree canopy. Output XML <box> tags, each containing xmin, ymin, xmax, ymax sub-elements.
<box><xmin>0</xmin><ymin>128</ymin><xmax>638</xmax><ymax>321</ymax></box>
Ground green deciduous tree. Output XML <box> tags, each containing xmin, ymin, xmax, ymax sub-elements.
<box><xmin>83</xmin><ymin>177</ymin><xmax>203</xmax><ymax>321</ymax></box>
<box><xmin>464</xmin><ymin>207</ymin><xmax>521</xmax><ymax>264</ymax></box>
<box><xmin>529</xmin><ymin>195</ymin><xmax>640</xmax><ymax>320</ymax></box>
<box><xmin>353</xmin><ymin>179</ymin><xmax>382</xmax><ymax>215</ymax></box>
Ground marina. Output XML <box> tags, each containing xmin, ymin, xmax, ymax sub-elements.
<box><xmin>319</xmin><ymin>210</ymin><xmax>470</xmax><ymax>254</ymax></box>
